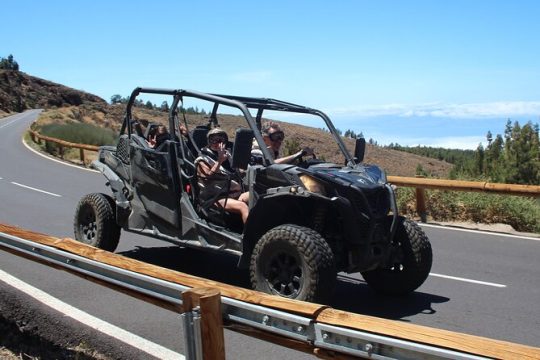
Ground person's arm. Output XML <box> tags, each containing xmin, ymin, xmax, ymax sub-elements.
<box><xmin>274</xmin><ymin>147</ymin><xmax>314</xmax><ymax>164</ymax></box>
<box><xmin>198</xmin><ymin>157</ymin><xmax>224</xmax><ymax>177</ymax></box>
<box><xmin>198</xmin><ymin>145</ymin><xmax>228</xmax><ymax>176</ymax></box>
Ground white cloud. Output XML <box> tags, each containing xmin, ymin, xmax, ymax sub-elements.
<box><xmin>373</xmin><ymin>135</ymin><xmax>487</xmax><ymax>150</ymax></box>
<box><xmin>329</xmin><ymin>101</ymin><xmax>540</xmax><ymax>119</ymax></box>
<box><xmin>410</xmin><ymin>136</ymin><xmax>486</xmax><ymax>150</ymax></box>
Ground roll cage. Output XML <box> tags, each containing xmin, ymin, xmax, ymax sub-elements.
<box><xmin>119</xmin><ymin>87</ymin><xmax>357</xmax><ymax>166</ymax></box>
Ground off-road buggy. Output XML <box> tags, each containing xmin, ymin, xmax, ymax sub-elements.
<box><xmin>74</xmin><ymin>87</ymin><xmax>432</xmax><ymax>303</ymax></box>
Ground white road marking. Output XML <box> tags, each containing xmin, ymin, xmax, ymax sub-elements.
<box><xmin>0</xmin><ymin>269</ymin><xmax>185</xmax><ymax>360</ymax></box>
<box><xmin>429</xmin><ymin>272</ymin><xmax>507</xmax><ymax>288</ymax></box>
<box><xmin>10</xmin><ymin>182</ymin><xmax>62</xmax><ymax>197</ymax></box>
<box><xmin>341</xmin><ymin>272</ymin><xmax>507</xmax><ymax>288</ymax></box>
<box><xmin>420</xmin><ymin>223</ymin><xmax>540</xmax><ymax>242</ymax></box>
<box><xmin>0</xmin><ymin>117</ymin><xmax>21</xmax><ymax>129</ymax></box>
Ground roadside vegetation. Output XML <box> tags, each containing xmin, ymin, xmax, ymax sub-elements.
<box><xmin>386</xmin><ymin>119</ymin><xmax>540</xmax><ymax>185</ymax></box>
<box><xmin>38</xmin><ymin>122</ymin><xmax>116</xmax><ymax>146</ymax></box>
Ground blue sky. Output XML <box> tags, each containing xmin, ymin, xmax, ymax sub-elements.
<box><xmin>3</xmin><ymin>0</ymin><xmax>540</xmax><ymax>149</ymax></box>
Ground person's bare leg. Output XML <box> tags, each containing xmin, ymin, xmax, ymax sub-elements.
<box><xmin>217</xmin><ymin>198</ymin><xmax>249</xmax><ymax>223</ymax></box>
<box><xmin>238</xmin><ymin>191</ymin><xmax>249</xmax><ymax>204</ymax></box>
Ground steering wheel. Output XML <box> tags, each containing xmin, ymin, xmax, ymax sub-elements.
<box><xmin>297</xmin><ymin>149</ymin><xmax>322</xmax><ymax>168</ymax></box>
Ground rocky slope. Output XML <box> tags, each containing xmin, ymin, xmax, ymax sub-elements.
<box><xmin>0</xmin><ymin>70</ymin><xmax>106</xmax><ymax>113</ymax></box>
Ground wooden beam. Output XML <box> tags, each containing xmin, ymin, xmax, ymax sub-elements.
<box><xmin>388</xmin><ymin>176</ymin><xmax>540</xmax><ymax>197</ymax></box>
<box><xmin>316</xmin><ymin>308</ymin><xmax>540</xmax><ymax>360</ymax></box>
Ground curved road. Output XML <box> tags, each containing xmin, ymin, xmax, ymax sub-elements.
<box><xmin>1</xmin><ymin>111</ymin><xmax>539</xmax><ymax>358</ymax></box>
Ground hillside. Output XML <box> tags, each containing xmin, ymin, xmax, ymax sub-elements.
<box><xmin>0</xmin><ymin>70</ymin><xmax>106</xmax><ymax>113</ymax></box>
<box><xmin>0</xmin><ymin>70</ymin><xmax>453</xmax><ymax>177</ymax></box>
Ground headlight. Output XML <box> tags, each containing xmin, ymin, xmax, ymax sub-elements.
<box><xmin>299</xmin><ymin>175</ymin><xmax>326</xmax><ymax>195</ymax></box>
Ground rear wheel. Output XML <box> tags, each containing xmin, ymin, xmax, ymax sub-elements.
<box><xmin>73</xmin><ymin>193</ymin><xmax>121</xmax><ymax>252</ymax></box>
<box><xmin>250</xmin><ymin>224</ymin><xmax>336</xmax><ymax>303</ymax></box>
<box><xmin>361</xmin><ymin>217</ymin><xmax>432</xmax><ymax>295</ymax></box>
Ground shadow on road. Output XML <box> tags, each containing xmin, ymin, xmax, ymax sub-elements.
<box><xmin>331</xmin><ymin>275</ymin><xmax>449</xmax><ymax>320</ymax></box>
<box><xmin>118</xmin><ymin>245</ymin><xmax>449</xmax><ymax>320</ymax></box>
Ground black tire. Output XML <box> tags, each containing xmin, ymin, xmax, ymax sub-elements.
<box><xmin>361</xmin><ymin>217</ymin><xmax>432</xmax><ymax>295</ymax></box>
<box><xmin>250</xmin><ymin>224</ymin><xmax>336</xmax><ymax>303</ymax></box>
<box><xmin>73</xmin><ymin>193</ymin><xmax>121</xmax><ymax>252</ymax></box>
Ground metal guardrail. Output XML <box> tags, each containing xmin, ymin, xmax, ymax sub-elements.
<box><xmin>1</xmin><ymin>224</ymin><xmax>539</xmax><ymax>359</ymax></box>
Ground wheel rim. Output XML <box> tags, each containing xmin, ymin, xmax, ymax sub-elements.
<box><xmin>264</xmin><ymin>251</ymin><xmax>303</xmax><ymax>298</ymax></box>
<box><xmin>78</xmin><ymin>204</ymin><xmax>97</xmax><ymax>244</ymax></box>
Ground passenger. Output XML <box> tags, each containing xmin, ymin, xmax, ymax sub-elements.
<box><xmin>196</xmin><ymin>128</ymin><xmax>249</xmax><ymax>223</ymax></box>
<box><xmin>252</xmin><ymin>121</ymin><xmax>314</xmax><ymax>164</ymax></box>
<box><xmin>149</xmin><ymin>124</ymin><xmax>169</xmax><ymax>149</ymax></box>
<box><xmin>178</xmin><ymin>123</ymin><xmax>199</xmax><ymax>157</ymax></box>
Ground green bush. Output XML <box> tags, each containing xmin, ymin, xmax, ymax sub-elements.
<box><xmin>39</xmin><ymin>122</ymin><xmax>116</xmax><ymax>146</ymax></box>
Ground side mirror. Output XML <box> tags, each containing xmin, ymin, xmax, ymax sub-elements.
<box><xmin>354</xmin><ymin>137</ymin><xmax>366</xmax><ymax>163</ymax></box>
<box><xmin>232</xmin><ymin>128</ymin><xmax>254</xmax><ymax>170</ymax></box>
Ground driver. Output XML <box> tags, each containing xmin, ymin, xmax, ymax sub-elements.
<box><xmin>252</xmin><ymin>121</ymin><xmax>314</xmax><ymax>164</ymax></box>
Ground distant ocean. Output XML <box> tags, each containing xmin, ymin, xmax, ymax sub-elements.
<box><xmin>326</xmin><ymin>115</ymin><xmax>525</xmax><ymax>150</ymax></box>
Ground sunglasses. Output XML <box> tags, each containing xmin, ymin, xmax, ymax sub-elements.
<box><xmin>209</xmin><ymin>136</ymin><xmax>227</xmax><ymax>144</ymax></box>
<box><xmin>268</xmin><ymin>131</ymin><xmax>285</xmax><ymax>142</ymax></box>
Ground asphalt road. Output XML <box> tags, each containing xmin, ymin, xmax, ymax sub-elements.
<box><xmin>1</xmin><ymin>111</ymin><xmax>539</xmax><ymax>358</ymax></box>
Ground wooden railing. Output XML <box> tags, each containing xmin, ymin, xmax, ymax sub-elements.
<box><xmin>28</xmin><ymin>129</ymin><xmax>99</xmax><ymax>165</ymax></box>
<box><xmin>388</xmin><ymin>175</ymin><xmax>540</xmax><ymax>222</ymax></box>
<box><xmin>27</xmin><ymin>129</ymin><xmax>540</xmax><ymax>221</ymax></box>
<box><xmin>1</xmin><ymin>223</ymin><xmax>539</xmax><ymax>359</ymax></box>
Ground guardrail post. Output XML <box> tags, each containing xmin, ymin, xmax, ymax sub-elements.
<box><xmin>415</xmin><ymin>175</ymin><xmax>427</xmax><ymax>223</ymax></box>
<box><xmin>79</xmin><ymin>148</ymin><xmax>86</xmax><ymax>164</ymax></box>
<box><xmin>182</xmin><ymin>287</ymin><xmax>225</xmax><ymax>360</ymax></box>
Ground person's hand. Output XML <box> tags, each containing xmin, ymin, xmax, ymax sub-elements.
<box><xmin>179</xmin><ymin>124</ymin><xmax>188</xmax><ymax>136</ymax></box>
<box><xmin>217</xmin><ymin>143</ymin><xmax>229</xmax><ymax>163</ymax></box>
<box><xmin>148</xmin><ymin>135</ymin><xmax>157</xmax><ymax>148</ymax></box>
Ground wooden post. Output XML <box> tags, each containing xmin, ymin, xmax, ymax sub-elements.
<box><xmin>415</xmin><ymin>187</ymin><xmax>427</xmax><ymax>222</ymax></box>
<box><xmin>79</xmin><ymin>148</ymin><xmax>86</xmax><ymax>165</ymax></box>
<box><xmin>58</xmin><ymin>145</ymin><xmax>64</xmax><ymax>159</ymax></box>
<box><xmin>182</xmin><ymin>287</ymin><xmax>225</xmax><ymax>360</ymax></box>
<box><xmin>415</xmin><ymin>175</ymin><xmax>427</xmax><ymax>223</ymax></box>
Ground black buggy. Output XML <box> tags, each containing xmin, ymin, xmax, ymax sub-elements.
<box><xmin>74</xmin><ymin>87</ymin><xmax>432</xmax><ymax>303</ymax></box>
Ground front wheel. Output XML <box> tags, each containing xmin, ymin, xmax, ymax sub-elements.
<box><xmin>73</xmin><ymin>193</ymin><xmax>121</xmax><ymax>252</ymax></box>
<box><xmin>250</xmin><ymin>224</ymin><xmax>336</xmax><ymax>303</ymax></box>
<box><xmin>361</xmin><ymin>217</ymin><xmax>432</xmax><ymax>295</ymax></box>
